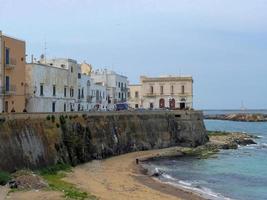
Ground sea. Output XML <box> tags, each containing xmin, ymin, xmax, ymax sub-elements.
<box><xmin>143</xmin><ymin>110</ymin><xmax>267</xmax><ymax>200</ymax></box>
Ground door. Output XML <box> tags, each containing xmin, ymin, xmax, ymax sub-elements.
<box><xmin>180</xmin><ymin>102</ymin><xmax>185</xmax><ymax>109</ymax></box>
<box><xmin>169</xmin><ymin>98</ymin><xmax>175</xmax><ymax>110</ymax></box>
<box><xmin>159</xmin><ymin>98</ymin><xmax>165</xmax><ymax>108</ymax></box>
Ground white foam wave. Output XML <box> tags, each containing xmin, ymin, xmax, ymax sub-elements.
<box><xmin>160</xmin><ymin>173</ymin><xmax>235</xmax><ymax>200</ymax></box>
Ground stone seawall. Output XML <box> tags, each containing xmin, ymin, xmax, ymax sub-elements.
<box><xmin>0</xmin><ymin>111</ymin><xmax>208</xmax><ymax>172</ymax></box>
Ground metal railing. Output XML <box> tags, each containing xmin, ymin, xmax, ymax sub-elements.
<box><xmin>0</xmin><ymin>85</ymin><xmax>16</xmax><ymax>95</ymax></box>
<box><xmin>5</xmin><ymin>58</ymin><xmax>17</xmax><ymax>69</ymax></box>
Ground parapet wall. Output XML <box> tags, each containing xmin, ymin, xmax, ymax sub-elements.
<box><xmin>0</xmin><ymin>111</ymin><xmax>208</xmax><ymax>172</ymax></box>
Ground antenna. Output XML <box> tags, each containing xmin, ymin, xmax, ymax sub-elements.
<box><xmin>44</xmin><ymin>40</ymin><xmax>47</xmax><ymax>64</ymax></box>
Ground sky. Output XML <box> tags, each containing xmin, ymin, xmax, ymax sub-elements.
<box><xmin>1</xmin><ymin>0</ymin><xmax>267</xmax><ymax>109</ymax></box>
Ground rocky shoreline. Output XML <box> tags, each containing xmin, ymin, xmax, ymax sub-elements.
<box><xmin>139</xmin><ymin>131</ymin><xmax>258</xmax><ymax>174</ymax></box>
<box><xmin>205</xmin><ymin>113</ymin><xmax>267</xmax><ymax>122</ymax></box>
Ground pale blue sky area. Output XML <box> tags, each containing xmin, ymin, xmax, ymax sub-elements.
<box><xmin>1</xmin><ymin>0</ymin><xmax>267</xmax><ymax>109</ymax></box>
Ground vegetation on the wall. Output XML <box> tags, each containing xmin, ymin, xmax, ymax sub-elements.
<box><xmin>0</xmin><ymin>171</ymin><xmax>11</xmax><ymax>185</ymax></box>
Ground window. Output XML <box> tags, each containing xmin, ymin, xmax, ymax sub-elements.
<box><xmin>81</xmin><ymin>88</ymin><xmax>84</xmax><ymax>98</ymax></box>
<box><xmin>181</xmin><ymin>85</ymin><xmax>185</xmax><ymax>94</ymax></box>
<box><xmin>40</xmin><ymin>84</ymin><xmax>44</xmax><ymax>96</ymax></box>
<box><xmin>71</xmin><ymin>66</ymin><xmax>73</xmax><ymax>73</ymax></box>
<box><xmin>118</xmin><ymin>82</ymin><xmax>120</xmax><ymax>87</ymax></box>
<box><xmin>171</xmin><ymin>85</ymin><xmax>174</xmax><ymax>94</ymax></box>
<box><xmin>118</xmin><ymin>92</ymin><xmax>121</xmax><ymax>98</ymax></box>
<box><xmin>64</xmin><ymin>87</ymin><xmax>67</xmax><ymax>97</ymax></box>
<box><xmin>160</xmin><ymin>86</ymin><xmax>164</xmax><ymax>95</ymax></box>
<box><xmin>70</xmin><ymin>87</ymin><xmax>74</xmax><ymax>97</ymax></box>
<box><xmin>5</xmin><ymin>76</ymin><xmax>10</xmax><ymax>91</ymax></box>
<box><xmin>64</xmin><ymin>103</ymin><xmax>66</xmax><ymax>112</ymax></box>
<box><xmin>52</xmin><ymin>102</ymin><xmax>56</xmax><ymax>112</ymax></box>
<box><xmin>150</xmin><ymin>86</ymin><xmax>154</xmax><ymax>94</ymax></box>
<box><xmin>78</xmin><ymin>89</ymin><xmax>81</xmax><ymax>99</ymax></box>
<box><xmin>5</xmin><ymin>48</ymin><xmax>10</xmax><ymax>65</ymax></box>
<box><xmin>135</xmin><ymin>91</ymin><xmax>139</xmax><ymax>98</ymax></box>
<box><xmin>128</xmin><ymin>92</ymin><xmax>131</xmax><ymax>98</ymax></box>
<box><xmin>78</xmin><ymin>73</ymin><xmax>81</xmax><ymax>79</ymax></box>
<box><xmin>53</xmin><ymin>85</ymin><xmax>56</xmax><ymax>96</ymax></box>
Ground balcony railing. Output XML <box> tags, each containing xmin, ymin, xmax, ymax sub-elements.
<box><xmin>5</xmin><ymin>58</ymin><xmax>17</xmax><ymax>69</ymax></box>
<box><xmin>0</xmin><ymin>85</ymin><xmax>16</xmax><ymax>95</ymax></box>
<box><xmin>87</xmin><ymin>95</ymin><xmax>92</xmax><ymax>103</ymax></box>
<box><xmin>120</xmin><ymin>87</ymin><xmax>128</xmax><ymax>92</ymax></box>
<box><xmin>144</xmin><ymin>93</ymin><xmax>157</xmax><ymax>97</ymax></box>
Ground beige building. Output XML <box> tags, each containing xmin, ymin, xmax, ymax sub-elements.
<box><xmin>128</xmin><ymin>75</ymin><xmax>193</xmax><ymax>109</ymax></box>
<box><xmin>0</xmin><ymin>31</ymin><xmax>26</xmax><ymax>112</ymax></box>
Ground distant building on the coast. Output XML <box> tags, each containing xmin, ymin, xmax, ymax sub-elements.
<box><xmin>0</xmin><ymin>31</ymin><xmax>27</xmax><ymax>112</ymax></box>
<box><xmin>91</xmin><ymin>69</ymin><xmax>129</xmax><ymax>109</ymax></box>
<box><xmin>128</xmin><ymin>75</ymin><xmax>193</xmax><ymax>109</ymax></box>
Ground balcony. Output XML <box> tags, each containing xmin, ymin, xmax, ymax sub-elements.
<box><xmin>0</xmin><ymin>85</ymin><xmax>16</xmax><ymax>95</ymax></box>
<box><xmin>86</xmin><ymin>95</ymin><xmax>94</xmax><ymax>103</ymax></box>
<box><xmin>5</xmin><ymin>58</ymin><xmax>17</xmax><ymax>69</ymax></box>
<box><xmin>120</xmin><ymin>87</ymin><xmax>128</xmax><ymax>92</ymax></box>
<box><xmin>144</xmin><ymin>93</ymin><xmax>157</xmax><ymax>97</ymax></box>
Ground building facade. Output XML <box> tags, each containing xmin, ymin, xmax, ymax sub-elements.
<box><xmin>25</xmin><ymin>58</ymin><xmax>108</xmax><ymax>112</ymax></box>
<box><xmin>0</xmin><ymin>31</ymin><xmax>26</xmax><ymax>112</ymax></box>
<box><xmin>91</xmin><ymin>69</ymin><xmax>128</xmax><ymax>109</ymax></box>
<box><xmin>128</xmin><ymin>75</ymin><xmax>193</xmax><ymax>109</ymax></box>
<box><xmin>25</xmin><ymin>59</ymin><xmax>78</xmax><ymax>112</ymax></box>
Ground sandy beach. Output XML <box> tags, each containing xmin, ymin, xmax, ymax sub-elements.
<box><xmin>64</xmin><ymin>147</ymin><xmax>206</xmax><ymax>200</ymax></box>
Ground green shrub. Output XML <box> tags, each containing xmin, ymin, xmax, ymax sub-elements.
<box><xmin>82</xmin><ymin>114</ymin><xmax>87</xmax><ymax>119</ymax></box>
<box><xmin>59</xmin><ymin>115</ymin><xmax>66</xmax><ymax>125</ymax></box>
<box><xmin>51</xmin><ymin>115</ymin><xmax>56</xmax><ymax>123</ymax></box>
<box><xmin>0</xmin><ymin>171</ymin><xmax>11</xmax><ymax>185</ymax></box>
<box><xmin>46</xmin><ymin>115</ymin><xmax>51</xmax><ymax>120</ymax></box>
<box><xmin>39</xmin><ymin>163</ymin><xmax>71</xmax><ymax>176</ymax></box>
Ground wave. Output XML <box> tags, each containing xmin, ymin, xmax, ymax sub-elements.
<box><xmin>160</xmin><ymin>173</ymin><xmax>234</xmax><ymax>200</ymax></box>
<box><xmin>240</xmin><ymin>142</ymin><xmax>267</xmax><ymax>150</ymax></box>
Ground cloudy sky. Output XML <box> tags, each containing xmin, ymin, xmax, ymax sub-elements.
<box><xmin>1</xmin><ymin>0</ymin><xmax>267</xmax><ymax>109</ymax></box>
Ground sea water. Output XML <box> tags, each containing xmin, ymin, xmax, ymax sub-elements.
<box><xmin>144</xmin><ymin>113</ymin><xmax>267</xmax><ymax>200</ymax></box>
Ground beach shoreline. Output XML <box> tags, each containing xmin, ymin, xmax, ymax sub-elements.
<box><xmin>3</xmin><ymin>131</ymin><xmax>257</xmax><ymax>200</ymax></box>
<box><xmin>64</xmin><ymin>146</ymin><xmax>207</xmax><ymax>200</ymax></box>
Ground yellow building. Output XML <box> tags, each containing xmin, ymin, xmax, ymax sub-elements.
<box><xmin>128</xmin><ymin>75</ymin><xmax>193</xmax><ymax>109</ymax></box>
<box><xmin>0</xmin><ymin>31</ymin><xmax>26</xmax><ymax>112</ymax></box>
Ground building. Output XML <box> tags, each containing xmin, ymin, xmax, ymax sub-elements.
<box><xmin>79</xmin><ymin>63</ymin><xmax>107</xmax><ymax>111</ymax></box>
<box><xmin>0</xmin><ymin>31</ymin><xmax>26</xmax><ymax>112</ymax></box>
<box><xmin>128</xmin><ymin>84</ymin><xmax>142</xmax><ymax>109</ymax></box>
<box><xmin>128</xmin><ymin>75</ymin><xmax>193</xmax><ymax>109</ymax></box>
<box><xmin>25</xmin><ymin>58</ymin><xmax>108</xmax><ymax>112</ymax></box>
<box><xmin>91</xmin><ymin>69</ymin><xmax>128</xmax><ymax>108</ymax></box>
<box><xmin>25</xmin><ymin>58</ymin><xmax>79</xmax><ymax>112</ymax></box>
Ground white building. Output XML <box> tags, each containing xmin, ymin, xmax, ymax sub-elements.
<box><xmin>91</xmin><ymin>69</ymin><xmax>128</xmax><ymax>109</ymax></box>
<box><xmin>25</xmin><ymin>58</ymin><xmax>108</xmax><ymax>112</ymax></box>
<box><xmin>25</xmin><ymin>58</ymin><xmax>79</xmax><ymax>112</ymax></box>
<box><xmin>78</xmin><ymin>64</ymin><xmax>108</xmax><ymax>111</ymax></box>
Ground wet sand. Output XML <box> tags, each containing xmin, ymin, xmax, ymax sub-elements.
<box><xmin>64</xmin><ymin>147</ymin><xmax>206</xmax><ymax>200</ymax></box>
